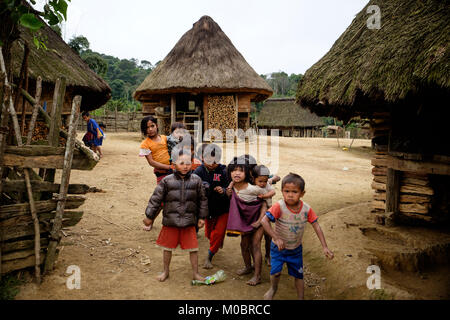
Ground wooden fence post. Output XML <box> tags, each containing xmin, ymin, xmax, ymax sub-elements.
<box><xmin>44</xmin><ymin>95</ymin><xmax>81</xmax><ymax>273</ymax></box>
<box><xmin>26</xmin><ymin>76</ymin><xmax>42</xmax><ymax>145</ymax></box>
<box><xmin>115</xmin><ymin>106</ymin><xmax>117</xmax><ymax>132</ymax></box>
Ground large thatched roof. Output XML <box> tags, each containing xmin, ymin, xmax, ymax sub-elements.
<box><xmin>11</xmin><ymin>21</ymin><xmax>111</xmax><ymax>111</ymax></box>
<box><xmin>257</xmin><ymin>98</ymin><xmax>324</xmax><ymax>128</ymax></box>
<box><xmin>134</xmin><ymin>15</ymin><xmax>273</xmax><ymax>102</ymax></box>
<box><xmin>296</xmin><ymin>0</ymin><xmax>450</xmax><ymax>119</ymax></box>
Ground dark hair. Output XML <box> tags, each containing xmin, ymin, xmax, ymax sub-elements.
<box><xmin>227</xmin><ymin>155</ymin><xmax>251</xmax><ymax>183</ymax></box>
<box><xmin>282</xmin><ymin>173</ymin><xmax>305</xmax><ymax>191</ymax></box>
<box><xmin>198</xmin><ymin>143</ymin><xmax>222</xmax><ymax>164</ymax></box>
<box><xmin>253</xmin><ymin>165</ymin><xmax>270</xmax><ymax>178</ymax></box>
<box><xmin>170</xmin><ymin>122</ymin><xmax>186</xmax><ymax>133</ymax></box>
<box><xmin>172</xmin><ymin>145</ymin><xmax>194</xmax><ymax>163</ymax></box>
<box><xmin>140</xmin><ymin>116</ymin><xmax>158</xmax><ymax>135</ymax></box>
<box><xmin>98</xmin><ymin>122</ymin><xmax>106</xmax><ymax>128</ymax></box>
<box><xmin>82</xmin><ymin>111</ymin><xmax>90</xmax><ymax>118</ymax></box>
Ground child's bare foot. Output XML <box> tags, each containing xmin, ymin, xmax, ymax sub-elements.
<box><xmin>156</xmin><ymin>271</ymin><xmax>169</xmax><ymax>282</ymax></box>
<box><xmin>264</xmin><ymin>288</ymin><xmax>275</xmax><ymax>300</ymax></box>
<box><xmin>203</xmin><ymin>256</ymin><xmax>213</xmax><ymax>269</ymax></box>
<box><xmin>246</xmin><ymin>275</ymin><xmax>261</xmax><ymax>286</ymax></box>
<box><xmin>236</xmin><ymin>266</ymin><xmax>253</xmax><ymax>276</ymax></box>
<box><xmin>193</xmin><ymin>273</ymin><xmax>205</xmax><ymax>281</ymax></box>
<box><xmin>264</xmin><ymin>255</ymin><xmax>271</xmax><ymax>266</ymax></box>
<box><xmin>143</xmin><ymin>225</ymin><xmax>152</xmax><ymax>231</ymax></box>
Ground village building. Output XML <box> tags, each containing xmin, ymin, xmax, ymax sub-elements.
<box><xmin>256</xmin><ymin>97</ymin><xmax>324</xmax><ymax>137</ymax></box>
<box><xmin>134</xmin><ymin>15</ymin><xmax>273</xmax><ymax>138</ymax></box>
<box><xmin>296</xmin><ymin>0</ymin><xmax>449</xmax><ymax>225</ymax></box>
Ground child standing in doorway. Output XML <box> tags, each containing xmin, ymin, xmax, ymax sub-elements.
<box><xmin>143</xmin><ymin>149</ymin><xmax>208</xmax><ymax>282</ymax></box>
<box><xmin>261</xmin><ymin>173</ymin><xmax>334</xmax><ymax>300</ymax></box>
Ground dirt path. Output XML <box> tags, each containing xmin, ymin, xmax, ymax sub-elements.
<box><xmin>16</xmin><ymin>133</ymin><xmax>376</xmax><ymax>300</ymax></box>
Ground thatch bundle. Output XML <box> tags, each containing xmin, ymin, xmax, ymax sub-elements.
<box><xmin>11</xmin><ymin>20</ymin><xmax>111</xmax><ymax>111</ymax></box>
<box><xmin>134</xmin><ymin>15</ymin><xmax>273</xmax><ymax>102</ymax></box>
<box><xmin>257</xmin><ymin>98</ymin><xmax>324</xmax><ymax>128</ymax></box>
<box><xmin>296</xmin><ymin>0</ymin><xmax>449</xmax><ymax>120</ymax></box>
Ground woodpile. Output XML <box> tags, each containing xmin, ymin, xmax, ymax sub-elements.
<box><xmin>370</xmin><ymin>114</ymin><xmax>434</xmax><ymax>223</ymax></box>
<box><xmin>1</xmin><ymin>48</ymin><xmax>100</xmax><ymax>281</ymax></box>
<box><xmin>206</xmin><ymin>95</ymin><xmax>237</xmax><ymax>140</ymax></box>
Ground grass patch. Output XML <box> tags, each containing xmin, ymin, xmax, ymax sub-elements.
<box><xmin>0</xmin><ymin>273</ymin><xmax>24</xmax><ymax>300</ymax></box>
<box><xmin>369</xmin><ymin>289</ymin><xmax>394</xmax><ymax>300</ymax></box>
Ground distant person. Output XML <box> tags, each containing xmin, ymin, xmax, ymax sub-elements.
<box><xmin>98</xmin><ymin>122</ymin><xmax>107</xmax><ymax>140</ymax></box>
<box><xmin>81</xmin><ymin>111</ymin><xmax>104</xmax><ymax>158</ymax></box>
<box><xmin>261</xmin><ymin>173</ymin><xmax>334</xmax><ymax>300</ymax></box>
<box><xmin>143</xmin><ymin>149</ymin><xmax>208</xmax><ymax>282</ymax></box>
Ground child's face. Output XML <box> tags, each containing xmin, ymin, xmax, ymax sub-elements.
<box><xmin>146</xmin><ymin>120</ymin><xmax>158</xmax><ymax>137</ymax></box>
<box><xmin>282</xmin><ymin>183</ymin><xmax>305</xmax><ymax>206</ymax></box>
<box><xmin>173</xmin><ymin>128</ymin><xmax>188</xmax><ymax>139</ymax></box>
<box><xmin>231</xmin><ymin>167</ymin><xmax>245</xmax><ymax>183</ymax></box>
<box><xmin>254</xmin><ymin>176</ymin><xmax>268</xmax><ymax>188</ymax></box>
<box><xmin>203</xmin><ymin>155</ymin><xmax>219</xmax><ymax>171</ymax></box>
<box><xmin>174</xmin><ymin>154</ymin><xmax>192</xmax><ymax>175</ymax></box>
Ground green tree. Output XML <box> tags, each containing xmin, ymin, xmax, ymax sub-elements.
<box><xmin>81</xmin><ymin>52</ymin><xmax>108</xmax><ymax>77</ymax></box>
<box><xmin>68</xmin><ymin>35</ymin><xmax>89</xmax><ymax>55</ymax></box>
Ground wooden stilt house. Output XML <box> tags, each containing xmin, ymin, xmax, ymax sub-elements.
<box><xmin>296</xmin><ymin>0</ymin><xmax>450</xmax><ymax>225</ymax></box>
<box><xmin>134</xmin><ymin>16</ymin><xmax>273</xmax><ymax>138</ymax></box>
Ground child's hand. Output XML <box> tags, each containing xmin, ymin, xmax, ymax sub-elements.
<box><xmin>251</xmin><ymin>221</ymin><xmax>261</xmax><ymax>228</ymax></box>
<box><xmin>143</xmin><ymin>217</ymin><xmax>153</xmax><ymax>231</ymax></box>
<box><xmin>257</xmin><ymin>193</ymin><xmax>268</xmax><ymax>199</ymax></box>
<box><xmin>197</xmin><ymin>219</ymin><xmax>205</xmax><ymax>229</ymax></box>
<box><xmin>323</xmin><ymin>247</ymin><xmax>334</xmax><ymax>260</ymax></box>
<box><xmin>226</xmin><ymin>187</ymin><xmax>232</xmax><ymax>196</ymax></box>
<box><xmin>273</xmin><ymin>238</ymin><xmax>285</xmax><ymax>251</ymax></box>
<box><xmin>214</xmin><ymin>186</ymin><xmax>224</xmax><ymax>194</ymax></box>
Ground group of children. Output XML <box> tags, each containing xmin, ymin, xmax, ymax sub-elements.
<box><xmin>139</xmin><ymin>115</ymin><xmax>334</xmax><ymax>299</ymax></box>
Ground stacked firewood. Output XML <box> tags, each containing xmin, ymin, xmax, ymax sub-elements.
<box><xmin>207</xmin><ymin>95</ymin><xmax>237</xmax><ymax>138</ymax></box>
<box><xmin>370</xmin><ymin>114</ymin><xmax>433</xmax><ymax>222</ymax></box>
<box><xmin>18</xmin><ymin>120</ymin><xmax>66</xmax><ymax>146</ymax></box>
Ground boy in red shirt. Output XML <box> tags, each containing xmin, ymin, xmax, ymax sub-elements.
<box><xmin>261</xmin><ymin>173</ymin><xmax>334</xmax><ymax>300</ymax></box>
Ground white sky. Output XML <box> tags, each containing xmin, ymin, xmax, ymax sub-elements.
<box><xmin>34</xmin><ymin>0</ymin><xmax>369</xmax><ymax>75</ymax></box>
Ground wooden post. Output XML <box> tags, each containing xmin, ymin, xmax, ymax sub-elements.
<box><xmin>23</xmin><ymin>169</ymin><xmax>42</xmax><ymax>283</ymax></box>
<box><xmin>25</xmin><ymin>76</ymin><xmax>42</xmax><ymax>145</ymax></box>
<box><xmin>171</xmin><ymin>95</ymin><xmax>176</xmax><ymax>126</ymax></box>
<box><xmin>203</xmin><ymin>95</ymin><xmax>208</xmax><ymax>133</ymax></box>
<box><xmin>45</xmin><ymin>77</ymin><xmax>66</xmax><ymax>185</ymax></box>
<box><xmin>385</xmin><ymin>168</ymin><xmax>401</xmax><ymax>217</ymax></box>
<box><xmin>44</xmin><ymin>95</ymin><xmax>81</xmax><ymax>273</ymax></box>
<box><xmin>114</xmin><ymin>106</ymin><xmax>117</xmax><ymax>132</ymax></box>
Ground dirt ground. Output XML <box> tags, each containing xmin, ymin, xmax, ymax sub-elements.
<box><xmin>14</xmin><ymin>133</ymin><xmax>449</xmax><ymax>300</ymax></box>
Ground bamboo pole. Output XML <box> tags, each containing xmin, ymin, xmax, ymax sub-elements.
<box><xmin>20</xmin><ymin>44</ymin><xmax>30</xmax><ymax>135</ymax></box>
<box><xmin>23</xmin><ymin>169</ymin><xmax>41</xmax><ymax>283</ymax></box>
<box><xmin>0</xmin><ymin>46</ymin><xmax>22</xmax><ymax>146</ymax></box>
<box><xmin>44</xmin><ymin>95</ymin><xmax>81</xmax><ymax>273</ymax></box>
<box><xmin>14</xmin><ymin>43</ymin><xmax>29</xmax><ymax>133</ymax></box>
<box><xmin>25</xmin><ymin>76</ymin><xmax>42</xmax><ymax>145</ymax></box>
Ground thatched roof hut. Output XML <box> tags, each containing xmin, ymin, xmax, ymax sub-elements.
<box><xmin>296</xmin><ymin>0</ymin><xmax>449</xmax><ymax>121</ymax></box>
<box><xmin>11</xmin><ymin>22</ymin><xmax>111</xmax><ymax>112</ymax></box>
<box><xmin>134</xmin><ymin>15</ymin><xmax>273</xmax><ymax>136</ymax></box>
<box><xmin>257</xmin><ymin>98</ymin><xmax>324</xmax><ymax>128</ymax></box>
<box><xmin>296</xmin><ymin>0</ymin><xmax>450</xmax><ymax>225</ymax></box>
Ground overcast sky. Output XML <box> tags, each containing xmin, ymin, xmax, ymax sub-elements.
<box><xmin>35</xmin><ymin>0</ymin><xmax>369</xmax><ymax>75</ymax></box>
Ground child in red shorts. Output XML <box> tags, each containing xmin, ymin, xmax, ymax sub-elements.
<box><xmin>143</xmin><ymin>148</ymin><xmax>208</xmax><ymax>282</ymax></box>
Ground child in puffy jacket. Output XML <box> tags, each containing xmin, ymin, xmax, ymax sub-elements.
<box><xmin>143</xmin><ymin>148</ymin><xmax>208</xmax><ymax>282</ymax></box>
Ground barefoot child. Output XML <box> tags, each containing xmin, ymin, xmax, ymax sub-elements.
<box><xmin>194</xmin><ymin>143</ymin><xmax>230</xmax><ymax>269</ymax></box>
<box><xmin>261</xmin><ymin>173</ymin><xmax>334</xmax><ymax>300</ymax></box>
<box><xmin>143</xmin><ymin>149</ymin><xmax>208</xmax><ymax>282</ymax></box>
<box><xmin>225</xmin><ymin>156</ymin><xmax>265</xmax><ymax>286</ymax></box>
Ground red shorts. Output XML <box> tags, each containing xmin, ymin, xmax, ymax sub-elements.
<box><xmin>156</xmin><ymin>226</ymin><xmax>198</xmax><ymax>251</ymax></box>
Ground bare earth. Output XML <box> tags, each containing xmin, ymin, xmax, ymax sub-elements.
<box><xmin>15</xmin><ymin>133</ymin><xmax>449</xmax><ymax>300</ymax></box>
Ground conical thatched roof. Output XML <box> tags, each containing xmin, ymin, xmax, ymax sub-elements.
<box><xmin>257</xmin><ymin>98</ymin><xmax>324</xmax><ymax>128</ymax></box>
<box><xmin>296</xmin><ymin>0</ymin><xmax>450</xmax><ymax>119</ymax></box>
<box><xmin>11</xmin><ymin>20</ymin><xmax>111</xmax><ymax>110</ymax></box>
<box><xmin>134</xmin><ymin>16</ymin><xmax>273</xmax><ymax>102</ymax></box>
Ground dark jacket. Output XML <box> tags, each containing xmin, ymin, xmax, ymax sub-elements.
<box><xmin>145</xmin><ymin>171</ymin><xmax>208</xmax><ymax>227</ymax></box>
<box><xmin>193</xmin><ymin>164</ymin><xmax>230</xmax><ymax>219</ymax></box>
